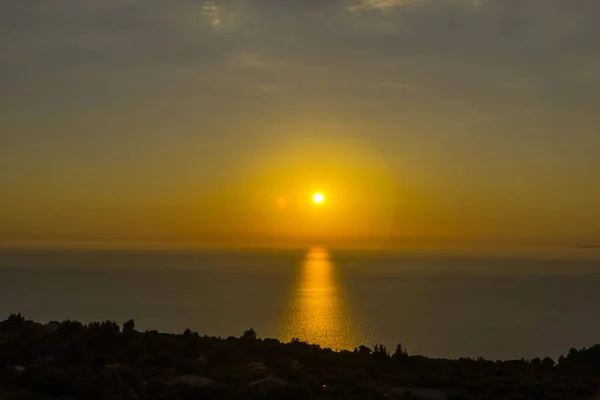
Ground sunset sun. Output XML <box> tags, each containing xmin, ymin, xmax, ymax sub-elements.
<box><xmin>313</xmin><ymin>193</ymin><xmax>325</xmax><ymax>204</ymax></box>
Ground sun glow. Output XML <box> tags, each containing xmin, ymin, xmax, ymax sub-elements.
<box><xmin>313</xmin><ymin>193</ymin><xmax>325</xmax><ymax>204</ymax></box>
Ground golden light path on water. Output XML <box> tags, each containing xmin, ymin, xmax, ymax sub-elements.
<box><xmin>280</xmin><ymin>247</ymin><xmax>363</xmax><ymax>350</ymax></box>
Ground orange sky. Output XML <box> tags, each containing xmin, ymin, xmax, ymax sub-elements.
<box><xmin>1</xmin><ymin>0</ymin><xmax>600</xmax><ymax>249</ymax></box>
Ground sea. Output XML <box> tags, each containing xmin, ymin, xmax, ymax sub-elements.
<box><xmin>1</xmin><ymin>246</ymin><xmax>600</xmax><ymax>361</ymax></box>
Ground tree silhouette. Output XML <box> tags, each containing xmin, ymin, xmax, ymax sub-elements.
<box><xmin>1</xmin><ymin>314</ymin><xmax>599</xmax><ymax>400</ymax></box>
<box><xmin>241</xmin><ymin>328</ymin><xmax>257</xmax><ymax>341</ymax></box>
<box><xmin>123</xmin><ymin>319</ymin><xmax>135</xmax><ymax>333</ymax></box>
<box><xmin>355</xmin><ymin>345</ymin><xmax>372</xmax><ymax>355</ymax></box>
<box><xmin>393</xmin><ymin>343</ymin><xmax>409</xmax><ymax>361</ymax></box>
<box><xmin>373</xmin><ymin>344</ymin><xmax>390</xmax><ymax>361</ymax></box>
<box><xmin>6</xmin><ymin>313</ymin><xmax>25</xmax><ymax>326</ymax></box>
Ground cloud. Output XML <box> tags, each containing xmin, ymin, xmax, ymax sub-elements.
<box><xmin>1</xmin><ymin>0</ymin><xmax>599</xmax><ymax>116</ymax></box>
<box><xmin>202</xmin><ymin>0</ymin><xmax>221</xmax><ymax>28</ymax></box>
<box><xmin>347</xmin><ymin>0</ymin><xmax>422</xmax><ymax>12</ymax></box>
<box><xmin>347</xmin><ymin>0</ymin><xmax>482</xmax><ymax>13</ymax></box>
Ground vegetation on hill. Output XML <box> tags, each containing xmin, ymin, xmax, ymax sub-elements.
<box><xmin>1</xmin><ymin>314</ymin><xmax>599</xmax><ymax>399</ymax></box>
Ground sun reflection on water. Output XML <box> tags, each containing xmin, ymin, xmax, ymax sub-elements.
<box><xmin>280</xmin><ymin>247</ymin><xmax>362</xmax><ymax>350</ymax></box>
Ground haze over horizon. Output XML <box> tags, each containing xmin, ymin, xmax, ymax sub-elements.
<box><xmin>2</xmin><ymin>0</ymin><xmax>600</xmax><ymax>249</ymax></box>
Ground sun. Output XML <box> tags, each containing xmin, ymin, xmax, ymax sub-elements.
<box><xmin>313</xmin><ymin>193</ymin><xmax>325</xmax><ymax>204</ymax></box>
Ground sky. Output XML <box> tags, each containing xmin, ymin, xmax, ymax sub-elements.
<box><xmin>1</xmin><ymin>0</ymin><xmax>599</xmax><ymax>248</ymax></box>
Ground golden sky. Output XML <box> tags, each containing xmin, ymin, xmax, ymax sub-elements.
<box><xmin>1</xmin><ymin>0</ymin><xmax>599</xmax><ymax>248</ymax></box>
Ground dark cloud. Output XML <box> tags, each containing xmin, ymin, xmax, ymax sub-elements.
<box><xmin>0</xmin><ymin>0</ymin><xmax>598</xmax><ymax>148</ymax></box>
<box><xmin>1</xmin><ymin>0</ymin><xmax>599</xmax><ymax>142</ymax></box>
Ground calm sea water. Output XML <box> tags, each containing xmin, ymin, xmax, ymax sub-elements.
<box><xmin>1</xmin><ymin>247</ymin><xmax>600</xmax><ymax>360</ymax></box>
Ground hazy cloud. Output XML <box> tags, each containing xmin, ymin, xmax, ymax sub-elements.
<box><xmin>347</xmin><ymin>0</ymin><xmax>422</xmax><ymax>12</ymax></box>
<box><xmin>202</xmin><ymin>0</ymin><xmax>221</xmax><ymax>28</ymax></box>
